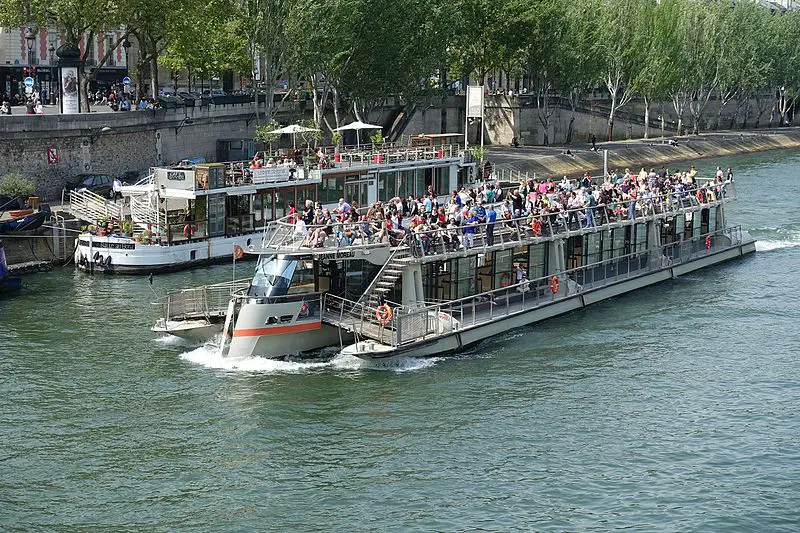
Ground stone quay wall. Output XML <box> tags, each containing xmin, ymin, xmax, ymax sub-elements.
<box><xmin>0</xmin><ymin>105</ymin><xmax>256</xmax><ymax>201</ymax></box>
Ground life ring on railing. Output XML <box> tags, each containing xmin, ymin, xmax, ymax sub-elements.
<box><xmin>531</xmin><ymin>217</ymin><xmax>542</xmax><ymax>237</ymax></box>
<box><xmin>299</xmin><ymin>303</ymin><xmax>309</xmax><ymax>316</ymax></box>
<box><xmin>183</xmin><ymin>224</ymin><xmax>196</xmax><ymax>237</ymax></box>
<box><xmin>705</xmin><ymin>235</ymin><xmax>711</xmax><ymax>250</ymax></box>
<box><xmin>499</xmin><ymin>272</ymin><xmax>511</xmax><ymax>288</ymax></box>
<box><xmin>376</xmin><ymin>304</ymin><xmax>393</xmax><ymax>326</ymax></box>
<box><xmin>550</xmin><ymin>275</ymin><xmax>560</xmax><ymax>294</ymax></box>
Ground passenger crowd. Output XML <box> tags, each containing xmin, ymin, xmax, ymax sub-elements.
<box><xmin>286</xmin><ymin>165</ymin><xmax>733</xmax><ymax>253</ymax></box>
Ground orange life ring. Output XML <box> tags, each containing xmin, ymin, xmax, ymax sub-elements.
<box><xmin>499</xmin><ymin>272</ymin><xmax>511</xmax><ymax>288</ymax></box>
<box><xmin>376</xmin><ymin>304</ymin><xmax>393</xmax><ymax>326</ymax></box>
<box><xmin>705</xmin><ymin>235</ymin><xmax>711</xmax><ymax>250</ymax></box>
<box><xmin>182</xmin><ymin>224</ymin><xmax>196</xmax><ymax>237</ymax></box>
<box><xmin>300</xmin><ymin>303</ymin><xmax>309</xmax><ymax>316</ymax></box>
<box><xmin>550</xmin><ymin>275</ymin><xmax>559</xmax><ymax>294</ymax></box>
<box><xmin>531</xmin><ymin>217</ymin><xmax>542</xmax><ymax>237</ymax></box>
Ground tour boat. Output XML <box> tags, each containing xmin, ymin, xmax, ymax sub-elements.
<box><xmin>72</xmin><ymin>142</ymin><xmax>470</xmax><ymax>274</ymax></box>
<box><xmin>208</xmin><ymin>174</ymin><xmax>754</xmax><ymax>361</ymax></box>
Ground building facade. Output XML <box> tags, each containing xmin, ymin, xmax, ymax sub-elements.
<box><xmin>0</xmin><ymin>26</ymin><xmax>129</xmax><ymax>105</ymax></box>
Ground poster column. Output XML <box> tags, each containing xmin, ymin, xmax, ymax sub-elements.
<box><xmin>56</xmin><ymin>43</ymin><xmax>81</xmax><ymax>114</ymax></box>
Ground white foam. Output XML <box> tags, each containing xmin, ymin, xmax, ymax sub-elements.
<box><xmin>179</xmin><ymin>345</ymin><xmax>441</xmax><ymax>374</ymax></box>
<box><xmin>153</xmin><ymin>335</ymin><xmax>198</xmax><ymax>347</ymax></box>
<box><xmin>755</xmin><ymin>240</ymin><xmax>800</xmax><ymax>252</ymax></box>
<box><xmin>180</xmin><ymin>345</ymin><xmax>331</xmax><ymax>373</ymax></box>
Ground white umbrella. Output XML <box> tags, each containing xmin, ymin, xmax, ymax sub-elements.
<box><xmin>270</xmin><ymin>123</ymin><xmax>320</xmax><ymax>148</ymax></box>
<box><xmin>334</xmin><ymin>120</ymin><xmax>383</xmax><ymax>148</ymax></box>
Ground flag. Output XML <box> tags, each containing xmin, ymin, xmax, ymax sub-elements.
<box><xmin>233</xmin><ymin>244</ymin><xmax>244</xmax><ymax>260</ymax></box>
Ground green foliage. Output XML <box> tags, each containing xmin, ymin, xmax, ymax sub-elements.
<box><xmin>332</xmin><ymin>132</ymin><xmax>343</xmax><ymax>146</ymax></box>
<box><xmin>254</xmin><ymin>120</ymin><xmax>281</xmax><ymax>143</ymax></box>
<box><xmin>369</xmin><ymin>130</ymin><xmax>384</xmax><ymax>146</ymax></box>
<box><xmin>0</xmin><ymin>173</ymin><xmax>35</xmax><ymax>198</ymax></box>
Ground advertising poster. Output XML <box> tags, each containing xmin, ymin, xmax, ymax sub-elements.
<box><xmin>61</xmin><ymin>66</ymin><xmax>79</xmax><ymax>114</ymax></box>
<box><xmin>467</xmin><ymin>85</ymin><xmax>484</xmax><ymax>118</ymax></box>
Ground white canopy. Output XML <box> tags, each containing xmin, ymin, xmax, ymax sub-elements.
<box><xmin>269</xmin><ymin>124</ymin><xmax>320</xmax><ymax>148</ymax></box>
<box><xmin>334</xmin><ymin>121</ymin><xmax>383</xmax><ymax>147</ymax></box>
<box><xmin>270</xmin><ymin>124</ymin><xmax>319</xmax><ymax>134</ymax></box>
<box><xmin>333</xmin><ymin>121</ymin><xmax>383</xmax><ymax>132</ymax></box>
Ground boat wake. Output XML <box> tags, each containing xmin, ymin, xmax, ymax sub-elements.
<box><xmin>755</xmin><ymin>238</ymin><xmax>800</xmax><ymax>252</ymax></box>
<box><xmin>153</xmin><ymin>335</ymin><xmax>199</xmax><ymax>347</ymax></box>
<box><xmin>751</xmin><ymin>226</ymin><xmax>800</xmax><ymax>253</ymax></box>
<box><xmin>178</xmin><ymin>342</ymin><xmax>441</xmax><ymax>374</ymax></box>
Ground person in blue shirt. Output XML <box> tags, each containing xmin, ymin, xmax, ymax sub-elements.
<box><xmin>464</xmin><ymin>214</ymin><xmax>478</xmax><ymax>249</ymax></box>
<box><xmin>486</xmin><ymin>205</ymin><xmax>497</xmax><ymax>246</ymax></box>
<box><xmin>423</xmin><ymin>195</ymin><xmax>433</xmax><ymax>214</ymax></box>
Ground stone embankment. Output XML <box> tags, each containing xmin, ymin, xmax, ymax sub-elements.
<box><xmin>489</xmin><ymin>129</ymin><xmax>800</xmax><ymax>178</ymax></box>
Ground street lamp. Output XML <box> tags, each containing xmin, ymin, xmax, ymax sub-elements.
<box><xmin>122</xmin><ymin>39</ymin><xmax>132</xmax><ymax>96</ymax></box>
<box><xmin>48</xmin><ymin>43</ymin><xmax>55</xmax><ymax>105</ymax></box>
<box><xmin>24</xmin><ymin>27</ymin><xmax>35</xmax><ymax>66</ymax></box>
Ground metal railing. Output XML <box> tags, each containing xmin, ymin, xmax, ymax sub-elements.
<box><xmin>68</xmin><ymin>188</ymin><xmax>123</xmax><ymax>224</ymax></box>
<box><xmin>161</xmin><ymin>278</ymin><xmax>251</xmax><ymax>321</ymax></box>
<box><xmin>333</xmin><ymin>225</ymin><xmax>744</xmax><ymax>348</ymax></box>
<box><xmin>406</xmin><ymin>181</ymin><xmax>736</xmax><ymax>260</ymax></box>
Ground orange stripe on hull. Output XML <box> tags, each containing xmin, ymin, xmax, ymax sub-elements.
<box><xmin>233</xmin><ymin>321</ymin><xmax>322</xmax><ymax>337</ymax></box>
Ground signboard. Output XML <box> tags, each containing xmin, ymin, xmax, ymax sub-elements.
<box><xmin>122</xmin><ymin>76</ymin><xmax>131</xmax><ymax>85</ymax></box>
<box><xmin>252</xmin><ymin>167</ymin><xmax>291</xmax><ymax>184</ymax></box>
<box><xmin>46</xmin><ymin>147</ymin><xmax>58</xmax><ymax>165</ymax></box>
<box><xmin>466</xmin><ymin>85</ymin><xmax>484</xmax><ymax>118</ymax></box>
<box><xmin>155</xmin><ymin>168</ymin><xmax>195</xmax><ymax>191</ymax></box>
<box><xmin>24</xmin><ymin>77</ymin><xmax>34</xmax><ymax>88</ymax></box>
<box><xmin>61</xmin><ymin>66</ymin><xmax>80</xmax><ymax>114</ymax></box>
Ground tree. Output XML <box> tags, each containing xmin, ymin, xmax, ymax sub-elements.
<box><xmin>595</xmin><ymin>0</ymin><xmax>648</xmax><ymax>141</ymax></box>
<box><xmin>630</xmin><ymin>0</ymin><xmax>682</xmax><ymax>138</ymax></box>
<box><xmin>773</xmin><ymin>9</ymin><xmax>800</xmax><ymax>126</ymax></box>
<box><xmin>0</xmin><ymin>0</ymin><xmax>128</xmax><ymax>111</ymax></box>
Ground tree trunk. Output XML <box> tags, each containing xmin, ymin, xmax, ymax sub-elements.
<box><xmin>149</xmin><ymin>52</ymin><xmax>159</xmax><ymax>99</ymax></box>
<box><xmin>643</xmin><ymin>97</ymin><xmax>650</xmax><ymax>139</ymax></box>
<box><xmin>606</xmin><ymin>87</ymin><xmax>617</xmax><ymax>141</ymax></box>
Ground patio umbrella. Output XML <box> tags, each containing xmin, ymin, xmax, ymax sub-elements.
<box><xmin>270</xmin><ymin>123</ymin><xmax>320</xmax><ymax>148</ymax></box>
<box><xmin>334</xmin><ymin>121</ymin><xmax>383</xmax><ymax>148</ymax></box>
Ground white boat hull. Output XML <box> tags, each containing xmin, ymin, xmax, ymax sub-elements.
<box><xmin>152</xmin><ymin>318</ymin><xmax>222</xmax><ymax>342</ymax></box>
<box><xmin>74</xmin><ymin>233</ymin><xmax>260</xmax><ymax>274</ymax></box>
<box><xmin>344</xmin><ymin>237</ymin><xmax>757</xmax><ymax>360</ymax></box>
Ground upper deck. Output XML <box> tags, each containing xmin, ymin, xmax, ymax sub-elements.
<box><xmin>121</xmin><ymin>143</ymin><xmax>471</xmax><ymax>201</ymax></box>
<box><xmin>250</xmin><ymin>178</ymin><xmax>737</xmax><ymax>260</ymax></box>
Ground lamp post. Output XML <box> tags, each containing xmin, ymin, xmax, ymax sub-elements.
<box><xmin>23</xmin><ymin>28</ymin><xmax>35</xmax><ymax>102</ymax></box>
<box><xmin>24</xmin><ymin>27</ymin><xmax>34</xmax><ymax>66</ymax></box>
<box><xmin>48</xmin><ymin>43</ymin><xmax>55</xmax><ymax>105</ymax></box>
<box><xmin>122</xmin><ymin>39</ymin><xmax>132</xmax><ymax>98</ymax></box>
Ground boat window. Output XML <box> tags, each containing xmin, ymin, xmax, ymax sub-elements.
<box><xmin>709</xmin><ymin>208</ymin><xmax>717</xmax><ymax>233</ymax></box>
<box><xmin>586</xmin><ymin>233</ymin><xmax>602</xmax><ymax>265</ymax></box>
<box><xmin>434</xmin><ymin>167</ymin><xmax>450</xmax><ymax>195</ymax></box>
<box><xmin>613</xmin><ymin>228</ymin><xmax>627</xmax><ymax>256</ymax></box>
<box><xmin>528</xmin><ymin>243</ymin><xmax>547</xmax><ymax>281</ymax></box>
<box><xmin>493</xmin><ymin>249</ymin><xmax>513</xmax><ymax>289</ymax></box>
<box><xmin>601</xmin><ymin>229</ymin><xmax>613</xmax><ymax>260</ymax></box>
<box><xmin>635</xmin><ymin>223</ymin><xmax>648</xmax><ymax>252</ymax></box>
<box><xmin>248</xmin><ymin>255</ymin><xmax>298</xmax><ymax>297</ymax></box>
<box><xmin>455</xmin><ymin>256</ymin><xmax>477</xmax><ymax>298</ymax></box>
<box><xmin>289</xmin><ymin>260</ymin><xmax>315</xmax><ymax>294</ymax></box>
<box><xmin>684</xmin><ymin>212</ymin><xmax>694</xmax><ymax>238</ymax></box>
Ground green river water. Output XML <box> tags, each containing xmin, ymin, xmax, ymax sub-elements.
<box><xmin>2</xmin><ymin>151</ymin><xmax>799</xmax><ymax>531</ymax></box>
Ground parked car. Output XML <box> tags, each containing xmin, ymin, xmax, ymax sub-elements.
<box><xmin>66</xmin><ymin>174</ymin><xmax>114</xmax><ymax>197</ymax></box>
<box><xmin>0</xmin><ymin>194</ymin><xmax>24</xmax><ymax>211</ymax></box>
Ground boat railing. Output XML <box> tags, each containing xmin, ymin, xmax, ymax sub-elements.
<box><xmin>376</xmin><ymin>225</ymin><xmax>743</xmax><ymax>346</ymax></box>
<box><xmin>162</xmin><ymin>278</ymin><xmax>252</xmax><ymax>321</ymax></box>
<box><xmin>406</xmin><ymin>182</ymin><xmax>735</xmax><ymax>260</ymax></box>
<box><xmin>317</xmin><ymin>143</ymin><xmax>463</xmax><ymax>170</ymax></box>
